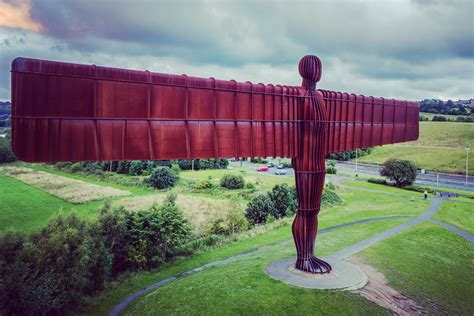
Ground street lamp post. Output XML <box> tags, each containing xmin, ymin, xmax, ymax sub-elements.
<box><xmin>465</xmin><ymin>147</ymin><xmax>470</xmax><ymax>186</ymax></box>
<box><xmin>355</xmin><ymin>149</ymin><xmax>358</xmax><ymax>177</ymax></box>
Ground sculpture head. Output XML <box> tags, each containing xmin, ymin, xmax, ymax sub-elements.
<box><xmin>298</xmin><ymin>55</ymin><xmax>322</xmax><ymax>91</ymax></box>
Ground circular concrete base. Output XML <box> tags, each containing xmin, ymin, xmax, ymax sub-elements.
<box><xmin>265</xmin><ymin>258</ymin><xmax>367</xmax><ymax>290</ymax></box>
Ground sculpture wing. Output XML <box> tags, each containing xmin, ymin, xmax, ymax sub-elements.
<box><xmin>318</xmin><ymin>89</ymin><xmax>419</xmax><ymax>155</ymax></box>
<box><xmin>11</xmin><ymin>57</ymin><xmax>300</xmax><ymax>162</ymax></box>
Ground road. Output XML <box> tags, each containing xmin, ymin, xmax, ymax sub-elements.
<box><xmin>229</xmin><ymin>160</ymin><xmax>474</xmax><ymax>192</ymax></box>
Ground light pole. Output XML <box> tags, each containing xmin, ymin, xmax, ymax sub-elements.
<box><xmin>465</xmin><ymin>147</ymin><xmax>470</xmax><ymax>186</ymax></box>
<box><xmin>355</xmin><ymin>149</ymin><xmax>358</xmax><ymax>177</ymax></box>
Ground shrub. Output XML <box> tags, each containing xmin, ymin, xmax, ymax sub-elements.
<box><xmin>380</xmin><ymin>158</ymin><xmax>417</xmax><ymax>187</ymax></box>
<box><xmin>171</xmin><ymin>163</ymin><xmax>181</xmax><ymax>175</ymax></box>
<box><xmin>268</xmin><ymin>184</ymin><xmax>297</xmax><ymax>218</ymax></box>
<box><xmin>0</xmin><ymin>214</ymin><xmax>111</xmax><ymax>314</ymax></box>
<box><xmin>245</xmin><ymin>182</ymin><xmax>256</xmax><ymax>190</ymax></box>
<box><xmin>404</xmin><ymin>185</ymin><xmax>436</xmax><ymax>194</ymax></box>
<box><xmin>194</xmin><ymin>180</ymin><xmax>213</xmax><ymax>189</ymax></box>
<box><xmin>326</xmin><ymin>166</ymin><xmax>337</xmax><ymax>174</ymax></box>
<box><xmin>281</xmin><ymin>161</ymin><xmax>292</xmax><ymax>168</ymax></box>
<box><xmin>250</xmin><ymin>157</ymin><xmax>268</xmax><ymax>164</ymax></box>
<box><xmin>432</xmin><ymin>115</ymin><xmax>447</xmax><ymax>122</ymax></box>
<box><xmin>367</xmin><ymin>178</ymin><xmax>388</xmax><ymax>185</ymax></box>
<box><xmin>116</xmin><ymin>161</ymin><xmax>131</xmax><ymax>174</ymax></box>
<box><xmin>148</xmin><ymin>167</ymin><xmax>178</xmax><ymax>189</ymax></box>
<box><xmin>245</xmin><ymin>194</ymin><xmax>278</xmax><ymax>225</ymax></box>
<box><xmin>224</xmin><ymin>200</ymin><xmax>248</xmax><ymax>235</ymax></box>
<box><xmin>325</xmin><ymin>148</ymin><xmax>372</xmax><ymax>161</ymax></box>
<box><xmin>321</xmin><ymin>188</ymin><xmax>342</xmax><ymax>206</ymax></box>
<box><xmin>199</xmin><ymin>159</ymin><xmax>229</xmax><ymax>170</ymax></box>
<box><xmin>208</xmin><ymin>218</ymin><xmax>226</xmax><ymax>235</ymax></box>
<box><xmin>129</xmin><ymin>160</ymin><xmax>147</xmax><ymax>176</ymax></box>
<box><xmin>325</xmin><ymin>182</ymin><xmax>336</xmax><ymax>191</ymax></box>
<box><xmin>0</xmin><ymin>137</ymin><xmax>16</xmax><ymax>163</ymax></box>
<box><xmin>220</xmin><ymin>174</ymin><xmax>245</xmax><ymax>189</ymax></box>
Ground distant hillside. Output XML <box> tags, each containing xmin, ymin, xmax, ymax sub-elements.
<box><xmin>0</xmin><ymin>102</ymin><xmax>11</xmax><ymax>128</ymax></box>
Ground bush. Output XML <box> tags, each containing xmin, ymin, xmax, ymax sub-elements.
<box><xmin>321</xmin><ymin>189</ymin><xmax>343</xmax><ymax>206</ymax></box>
<box><xmin>245</xmin><ymin>182</ymin><xmax>256</xmax><ymax>190</ymax></box>
<box><xmin>224</xmin><ymin>200</ymin><xmax>248</xmax><ymax>235</ymax></box>
<box><xmin>148</xmin><ymin>167</ymin><xmax>178</xmax><ymax>189</ymax></box>
<box><xmin>245</xmin><ymin>194</ymin><xmax>278</xmax><ymax>225</ymax></box>
<box><xmin>116</xmin><ymin>161</ymin><xmax>131</xmax><ymax>174</ymax></box>
<box><xmin>220</xmin><ymin>174</ymin><xmax>245</xmax><ymax>189</ymax></box>
<box><xmin>194</xmin><ymin>180</ymin><xmax>213</xmax><ymax>189</ymax></box>
<box><xmin>404</xmin><ymin>185</ymin><xmax>436</xmax><ymax>194</ymax></box>
<box><xmin>0</xmin><ymin>214</ymin><xmax>110</xmax><ymax>314</ymax></box>
<box><xmin>432</xmin><ymin>115</ymin><xmax>447</xmax><ymax>122</ymax></box>
<box><xmin>0</xmin><ymin>137</ymin><xmax>16</xmax><ymax>163</ymax></box>
<box><xmin>129</xmin><ymin>160</ymin><xmax>147</xmax><ymax>176</ymax></box>
<box><xmin>250</xmin><ymin>157</ymin><xmax>267</xmax><ymax>164</ymax></box>
<box><xmin>281</xmin><ymin>161</ymin><xmax>292</xmax><ymax>168</ymax></box>
<box><xmin>367</xmin><ymin>178</ymin><xmax>388</xmax><ymax>185</ymax></box>
<box><xmin>325</xmin><ymin>148</ymin><xmax>372</xmax><ymax>161</ymax></box>
<box><xmin>326</xmin><ymin>166</ymin><xmax>337</xmax><ymax>174</ymax></box>
<box><xmin>268</xmin><ymin>184</ymin><xmax>297</xmax><ymax>218</ymax></box>
<box><xmin>380</xmin><ymin>158</ymin><xmax>417</xmax><ymax>187</ymax></box>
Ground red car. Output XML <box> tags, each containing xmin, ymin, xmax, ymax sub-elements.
<box><xmin>256</xmin><ymin>166</ymin><xmax>269</xmax><ymax>172</ymax></box>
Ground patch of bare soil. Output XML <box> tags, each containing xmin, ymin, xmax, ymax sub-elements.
<box><xmin>0</xmin><ymin>166</ymin><xmax>130</xmax><ymax>203</ymax></box>
<box><xmin>347</xmin><ymin>256</ymin><xmax>430</xmax><ymax>315</ymax></box>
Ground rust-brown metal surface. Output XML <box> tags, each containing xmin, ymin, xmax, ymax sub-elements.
<box><xmin>10</xmin><ymin>55</ymin><xmax>419</xmax><ymax>274</ymax></box>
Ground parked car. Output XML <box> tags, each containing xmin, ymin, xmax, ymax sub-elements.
<box><xmin>257</xmin><ymin>166</ymin><xmax>269</xmax><ymax>172</ymax></box>
<box><xmin>267</xmin><ymin>162</ymin><xmax>275</xmax><ymax>168</ymax></box>
<box><xmin>277</xmin><ymin>164</ymin><xmax>284</xmax><ymax>169</ymax></box>
<box><xmin>275</xmin><ymin>169</ymin><xmax>288</xmax><ymax>175</ymax></box>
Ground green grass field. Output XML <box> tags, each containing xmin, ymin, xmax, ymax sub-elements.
<box><xmin>433</xmin><ymin>201</ymin><xmax>474</xmax><ymax>234</ymax></box>
<box><xmin>361</xmin><ymin>222</ymin><xmax>474</xmax><ymax>314</ymax></box>
<box><xmin>358</xmin><ymin>122</ymin><xmax>473</xmax><ymax>174</ymax></box>
<box><xmin>1</xmin><ymin>163</ymin><xmax>473</xmax><ymax>314</ymax></box>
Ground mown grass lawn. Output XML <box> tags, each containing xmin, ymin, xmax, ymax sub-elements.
<box><xmin>358</xmin><ymin>122</ymin><xmax>474</xmax><ymax>174</ymax></box>
<box><xmin>0</xmin><ymin>174</ymin><xmax>101</xmax><ymax>234</ymax></box>
<box><xmin>361</xmin><ymin>222</ymin><xmax>474</xmax><ymax>314</ymax></box>
<box><xmin>433</xmin><ymin>201</ymin><xmax>474</xmax><ymax>234</ymax></box>
<box><xmin>90</xmin><ymin>219</ymin><xmax>408</xmax><ymax>315</ymax></box>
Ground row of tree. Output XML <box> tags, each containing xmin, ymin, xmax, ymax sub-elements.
<box><xmin>419</xmin><ymin>99</ymin><xmax>472</xmax><ymax>116</ymax></box>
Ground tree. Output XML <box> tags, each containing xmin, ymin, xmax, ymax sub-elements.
<box><xmin>147</xmin><ymin>167</ymin><xmax>178</xmax><ymax>189</ymax></box>
<box><xmin>380</xmin><ymin>158</ymin><xmax>417</xmax><ymax>187</ymax></box>
<box><xmin>268</xmin><ymin>184</ymin><xmax>296</xmax><ymax>218</ymax></box>
<box><xmin>245</xmin><ymin>194</ymin><xmax>278</xmax><ymax>225</ymax></box>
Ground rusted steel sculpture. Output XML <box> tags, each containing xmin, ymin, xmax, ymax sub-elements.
<box><xmin>10</xmin><ymin>55</ymin><xmax>419</xmax><ymax>273</ymax></box>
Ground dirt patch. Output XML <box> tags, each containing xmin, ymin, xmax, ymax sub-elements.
<box><xmin>0</xmin><ymin>166</ymin><xmax>130</xmax><ymax>203</ymax></box>
<box><xmin>347</xmin><ymin>256</ymin><xmax>430</xmax><ymax>315</ymax></box>
<box><xmin>113</xmin><ymin>194</ymin><xmax>235</xmax><ymax>235</ymax></box>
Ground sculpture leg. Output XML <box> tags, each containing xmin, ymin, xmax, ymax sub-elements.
<box><xmin>292</xmin><ymin>169</ymin><xmax>332</xmax><ymax>274</ymax></box>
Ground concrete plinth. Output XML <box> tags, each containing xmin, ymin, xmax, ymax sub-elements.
<box><xmin>265</xmin><ymin>258</ymin><xmax>367</xmax><ymax>290</ymax></box>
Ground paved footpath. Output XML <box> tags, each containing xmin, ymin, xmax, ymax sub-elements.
<box><xmin>109</xmin><ymin>188</ymin><xmax>473</xmax><ymax>316</ymax></box>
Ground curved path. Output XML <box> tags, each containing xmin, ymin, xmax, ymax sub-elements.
<box><xmin>109</xmin><ymin>189</ymin><xmax>473</xmax><ymax>315</ymax></box>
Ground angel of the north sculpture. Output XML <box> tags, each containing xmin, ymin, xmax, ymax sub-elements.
<box><xmin>10</xmin><ymin>55</ymin><xmax>419</xmax><ymax>274</ymax></box>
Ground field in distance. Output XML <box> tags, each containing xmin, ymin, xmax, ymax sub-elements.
<box><xmin>358</xmin><ymin>121</ymin><xmax>473</xmax><ymax>174</ymax></box>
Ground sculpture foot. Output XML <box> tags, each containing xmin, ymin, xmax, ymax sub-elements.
<box><xmin>295</xmin><ymin>256</ymin><xmax>332</xmax><ymax>274</ymax></box>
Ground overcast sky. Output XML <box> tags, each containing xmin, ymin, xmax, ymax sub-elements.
<box><xmin>0</xmin><ymin>0</ymin><xmax>473</xmax><ymax>101</ymax></box>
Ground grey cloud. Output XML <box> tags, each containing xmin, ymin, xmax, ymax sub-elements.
<box><xmin>0</xmin><ymin>0</ymin><xmax>473</xmax><ymax>101</ymax></box>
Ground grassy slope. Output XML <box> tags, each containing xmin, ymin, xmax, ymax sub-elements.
<box><xmin>87</xmin><ymin>186</ymin><xmax>429</xmax><ymax>314</ymax></box>
<box><xmin>358</xmin><ymin>122</ymin><xmax>474</xmax><ymax>174</ymax></box>
<box><xmin>0</xmin><ymin>174</ymin><xmax>101</xmax><ymax>233</ymax></box>
<box><xmin>433</xmin><ymin>201</ymin><xmax>474</xmax><ymax>234</ymax></box>
<box><xmin>361</xmin><ymin>222</ymin><xmax>474</xmax><ymax>314</ymax></box>
<box><xmin>123</xmin><ymin>220</ymin><xmax>407</xmax><ymax>315</ymax></box>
